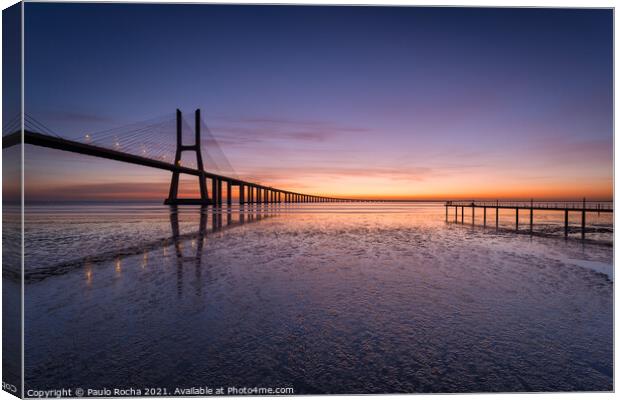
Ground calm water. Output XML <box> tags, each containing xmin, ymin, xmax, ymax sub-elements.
<box><xmin>21</xmin><ymin>203</ymin><xmax>612</xmax><ymax>393</ymax></box>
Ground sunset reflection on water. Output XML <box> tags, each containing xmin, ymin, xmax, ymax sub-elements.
<box><xmin>23</xmin><ymin>203</ymin><xmax>613</xmax><ymax>393</ymax></box>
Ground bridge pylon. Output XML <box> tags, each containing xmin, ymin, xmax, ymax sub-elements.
<box><xmin>164</xmin><ymin>109</ymin><xmax>211</xmax><ymax>205</ymax></box>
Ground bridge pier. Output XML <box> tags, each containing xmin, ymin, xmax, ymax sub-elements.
<box><xmin>164</xmin><ymin>109</ymin><xmax>211</xmax><ymax>205</ymax></box>
<box><xmin>227</xmin><ymin>182</ymin><xmax>232</xmax><ymax>206</ymax></box>
<box><xmin>217</xmin><ymin>179</ymin><xmax>223</xmax><ymax>206</ymax></box>
<box><xmin>239</xmin><ymin>184</ymin><xmax>245</xmax><ymax>205</ymax></box>
<box><xmin>211</xmin><ymin>178</ymin><xmax>217</xmax><ymax>206</ymax></box>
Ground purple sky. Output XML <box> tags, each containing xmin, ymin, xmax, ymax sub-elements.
<box><xmin>20</xmin><ymin>4</ymin><xmax>613</xmax><ymax>201</ymax></box>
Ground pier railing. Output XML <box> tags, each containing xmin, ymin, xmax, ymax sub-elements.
<box><xmin>445</xmin><ymin>200</ymin><xmax>613</xmax><ymax>212</ymax></box>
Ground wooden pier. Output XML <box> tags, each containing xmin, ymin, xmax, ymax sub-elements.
<box><xmin>445</xmin><ymin>199</ymin><xmax>613</xmax><ymax>239</ymax></box>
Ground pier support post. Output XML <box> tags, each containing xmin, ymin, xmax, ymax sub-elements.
<box><xmin>483</xmin><ymin>207</ymin><xmax>486</xmax><ymax>227</ymax></box>
<box><xmin>564</xmin><ymin>209</ymin><xmax>569</xmax><ymax>238</ymax></box>
<box><xmin>461</xmin><ymin>206</ymin><xmax>464</xmax><ymax>223</ymax></box>
<box><xmin>515</xmin><ymin>208</ymin><xmax>519</xmax><ymax>231</ymax></box>
<box><xmin>227</xmin><ymin>182</ymin><xmax>232</xmax><ymax>206</ymax></box>
<box><xmin>529</xmin><ymin>198</ymin><xmax>533</xmax><ymax>234</ymax></box>
<box><xmin>495</xmin><ymin>207</ymin><xmax>499</xmax><ymax>229</ymax></box>
<box><xmin>239</xmin><ymin>184</ymin><xmax>245</xmax><ymax>205</ymax></box>
<box><xmin>445</xmin><ymin>205</ymin><xmax>448</xmax><ymax>222</ymax></box>
<box><xmin>455</xmin><ymin>206</ymin><xmax>457</xmax><ymax>222</ymax></box>
<box><xmin>581</xmin><ymin>198</ymin><xmax>586</xmax><ymax>240</ymax></box>
<box><xmin>472</xmin><ymin>206</ymin><xmax>475</xmax><ymax>225</ymax></box>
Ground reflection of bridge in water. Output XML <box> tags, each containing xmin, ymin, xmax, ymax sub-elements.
<box><xmin>3</xmin><ymin>109</ymin><xmax>371</xmax><ymax>205</ymax></box>
<box><xmin>23</xmin><ymin>206</ymin><xmax>278</xmax><ymax>285</ymax></box>
<box><xmin>169</xmin><ymin>206</ymin><xmax>278</xmax><ymax>297</ymax></box>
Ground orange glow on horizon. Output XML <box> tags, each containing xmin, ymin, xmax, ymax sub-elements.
<box><xmin>22</xmin><ymin>175</ymin><xmax>612</xmax><ymax>202</ymax></box>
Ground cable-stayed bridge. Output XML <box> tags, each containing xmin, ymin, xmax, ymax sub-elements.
<box><xmin>3</xmin><ymin>109</ymin><xmax>361</xmax><ymax>205</ymax></box>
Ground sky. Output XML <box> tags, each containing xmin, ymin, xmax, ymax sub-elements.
<box><xmin>19</xmin><ymin>3</ymin><xmax>613</xmax><ymax>201</ymax></box>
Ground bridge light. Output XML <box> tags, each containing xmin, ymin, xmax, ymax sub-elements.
<box><xmin>84</xmin><ymin>133</ymin><xmax>91</xmax><ymax>143</ymax></box>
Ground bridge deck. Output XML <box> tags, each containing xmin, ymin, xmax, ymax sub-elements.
<box><xmin>3</xmin><ymin>130</ymin><xmax>351</xmax><ymax>202</ymax></box>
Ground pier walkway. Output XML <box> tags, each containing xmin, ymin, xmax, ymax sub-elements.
<box><xmin>445</xmin><ymin>200</ymin><xmax>613</xmax><ymax>239</ymax></box>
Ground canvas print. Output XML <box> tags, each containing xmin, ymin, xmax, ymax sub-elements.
<box><xmin>2</xmin><ymin>2</ymin><xmax>614</xmax><ymax>397</ymax></box>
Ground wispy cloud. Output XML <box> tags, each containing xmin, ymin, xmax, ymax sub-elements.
<box><xmin>206</xmin><ymin>114</ymin><xmax>373</xmax><ymax>148</ymax></box>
